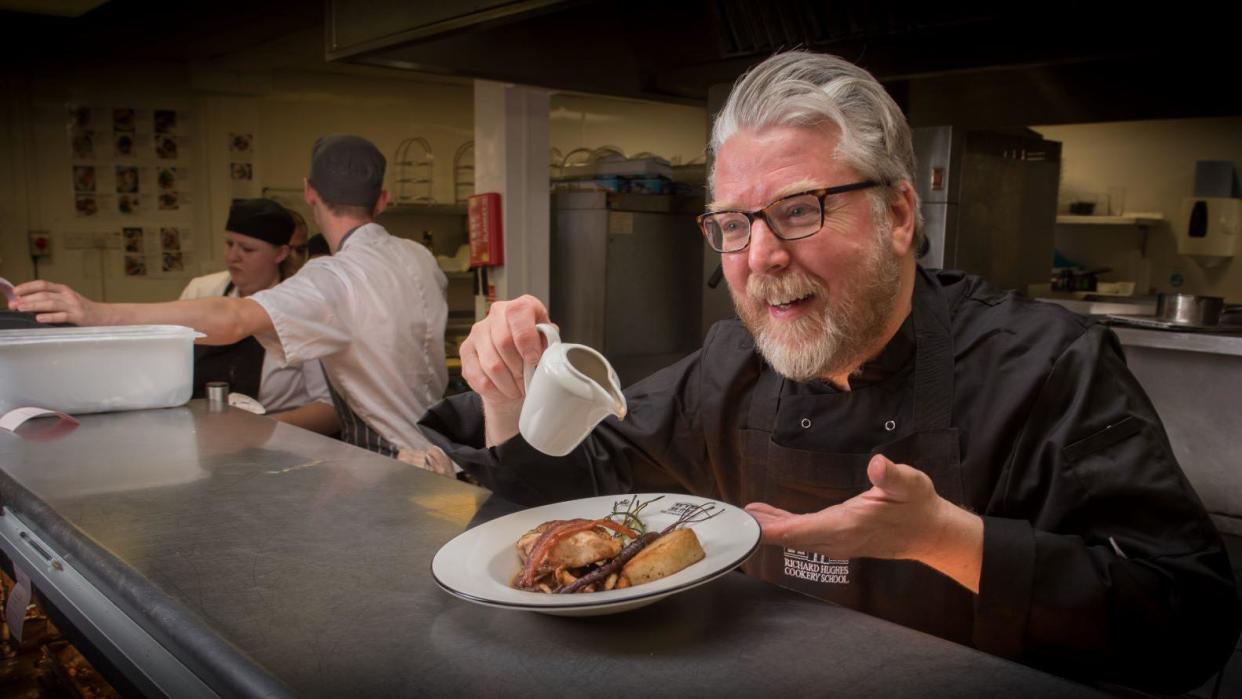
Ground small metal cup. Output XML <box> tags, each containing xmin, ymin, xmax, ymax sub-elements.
<box><xmin>205</xmin><ymin>381</ymin><xmax>229</xmax><ymax>411</ymax></box>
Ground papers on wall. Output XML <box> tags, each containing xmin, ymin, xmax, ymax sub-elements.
<box><xmin>64</xmin><ymin>103</ymin><xmax>194</xmax><ymax>279</ymax></box>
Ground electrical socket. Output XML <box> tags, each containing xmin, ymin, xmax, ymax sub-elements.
<box><xmin>28</xmin><ymin>231</ymin><xmax>52</xmax><ymax>258</ymax></box>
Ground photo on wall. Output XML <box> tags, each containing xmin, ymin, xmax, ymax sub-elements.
<box><xmin>75</xmin><ymin>195</ymin><xmax>98</xmax><ymax>217</ymax></box>
<box><xmin>73</xmin><ymin>166</ymin><xmax>96</xmax><ymax>193</ymax></box>
<box><xmin>160</xmin><ymin>227</ymin><xmax>180</xmax><ymax>252</ymax></box>
<box><xmin>156</xmin><ymin>134</ymin><xmax>178</xmax><ymax>159</ymax></box>
<box><xmin>162</xmin><ymin>252</ymin><xmax>183</xmax><ymax>272</ymax></box>
<box><xmin>118</xmin><ymin>194</ymin><xmax>141</xmax><ymax>215</ymax></box>
<box><xmin>122</xmin><ymin>227</ymin><xmax>144</xmax><ymax>253</ymax></box>
<box><xmin>115</xmin><ymin>166</ymin><xmax>138</xmax><ymax>193</ymax></box>
<box><xmin>71</xmin><ymin>130</ymin><xmax>95</xmax><ymax>159</ymax></box>
<box><xmin>124</xmin><ymin>253</ymin><xmax>146</xmax><ymax>276</ymax></box>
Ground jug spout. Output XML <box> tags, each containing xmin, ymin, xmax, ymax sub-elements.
<box><xmin>611</xmin><ymin>394</ymin><xmax>627</xmax><ymax>420</ymax></box>
<box><xmin>588</xmin><ymin>380</ymin><xmax>627</xmax><ymax>422</ymax></box>
<box><xmin>604</xmin><ymin>372</ymin><xmax>627</xmax><ymax>420</ymax></box>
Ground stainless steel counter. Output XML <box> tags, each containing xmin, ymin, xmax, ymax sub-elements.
<box><xmin>0</xmin><ymin>402</ymin><xmax>1105</xmax><ymax>698</ymax></box>
<box><xmin>1112</xmin><ymin>326</ymin><xmax>1242</xmax><ymax>357</ymax></box>
<box><xmin>1035</xmin><ymin>296</ymin><xmax>1242</xmax><ymax>357</ymax></box>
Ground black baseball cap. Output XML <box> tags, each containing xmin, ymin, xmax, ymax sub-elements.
<box><xmin>308</xmin><ymin>134</ymin><xmax>386</xmax><ymax>208</ymax></box>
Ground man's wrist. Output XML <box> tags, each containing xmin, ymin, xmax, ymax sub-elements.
<box><xmin>482</xmin><ymin>398</ymin><xmax>522</xmax><ymax>447</ymax></box>
<box><xmin>918</xmin><ymin>497</ymin><xmax>984</xmax><ymax>593</ymax></box>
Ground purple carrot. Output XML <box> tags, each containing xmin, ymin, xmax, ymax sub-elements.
<box><xmin>557</xmin><ymin>532</ymin><xmax>659</xmax><ymax>593</ymax></box>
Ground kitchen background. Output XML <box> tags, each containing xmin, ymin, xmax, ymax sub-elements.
<box><xmin>0</xmin><ymin>2</ymin><xmax>1241</xmax><ymax>695</ymax></box>
<box><xmin>2</xmin><ymin>5</ymin><xmax>1240</xmax><ymax>307</ymax></box>
<box><xmin>0</xmin><ymin>63</ymin><xmax>708</xmax><ymax>301</ymax></box>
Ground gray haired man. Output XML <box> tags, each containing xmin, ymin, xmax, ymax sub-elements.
<box><xmin>421</xmin><ymin>51</ymin><xmax>1238</xmax><ymax>692</ymax></box>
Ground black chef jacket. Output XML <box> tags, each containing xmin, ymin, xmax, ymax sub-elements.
<box><xmin>420</xmin><ymin>268</ymin><xmax>1241</xmax><ymax>692</ymax></box>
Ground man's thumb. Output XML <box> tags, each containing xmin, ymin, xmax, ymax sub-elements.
<box><xmin>867</xmin><ymin>454</ymin><xmax>900</xmax><ymax>492</ymax></box>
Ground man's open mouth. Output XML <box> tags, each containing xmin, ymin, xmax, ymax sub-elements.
<box><xmin>768</xmin><ymin>293</ymin><xmax>815</xmax><ymax>311</ymax></box>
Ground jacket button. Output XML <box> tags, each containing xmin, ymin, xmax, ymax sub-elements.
<box><xmin>800</xmin><ymin>418</ymin><xmax>811</xmax><ymax>429</ymax></box>
<box><xmin>884</xmin><ymin>420</ymin><xmax>896</xmax><ymax>432</ymax></box>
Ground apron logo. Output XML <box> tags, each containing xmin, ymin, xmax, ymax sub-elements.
<box><xmin>782</xmin><ymin>549</ymin><xmax>850</xmax><ymax>585</ymax></box>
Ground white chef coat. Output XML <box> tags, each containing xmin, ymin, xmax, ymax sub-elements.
<box><xmin>249</xmin><ymin>223</ymin><xmax>448</xmax><ymax>451</ymax></box>
<box><xmin>179</xmin><ymin>271</ymin><xmax>332</xmax><ymax>414</ymax></box>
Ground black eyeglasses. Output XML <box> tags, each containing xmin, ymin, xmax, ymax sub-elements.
<box><xmin>697</xmin><ymin>180</ymin><xmax>881</xmax><ymax>253</ymax></box>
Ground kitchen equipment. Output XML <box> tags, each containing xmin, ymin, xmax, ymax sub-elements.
<box><xmin>1176</xmin><ymin>197</ymin><xmax>1240</xmax><ymax>267</ymax></box>
<box><xmin>1176</xmin><ymin>162</ymin><xmax>1241</xmax><ymax>267</ymax></box>
<box><xmin>0</xmin><ymin>325</ymin><xmax>200</xmax><ymax>415</ymax></box>
<box><xmin>1051</xmin><ymin>266</ymin><xmax>1111</xmax><ymax>292</ymax></box>
<box><xmin>912</xmin><ymin>127</ymin><xmax>1061</xmax><ymax>292</ymax></box>
<box><xmin>519</xmin><ymin>323</ymin><xmax>626</xmax><ymax>456</ymax></box>
<box><xmin>551</xmin><ymin>190</ymin><xmax>705</xmax><ymax>385</ymax></box>
<box><xmin>1155</xmin><ymin>293</ymin><xmax>1224</xmax><ymax>326</ymax></box>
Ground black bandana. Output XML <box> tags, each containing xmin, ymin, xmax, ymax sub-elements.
<box><xmin>225</xmin><ymin>199</ymin><xmax>295</xmax><ymax>246</ymax></box>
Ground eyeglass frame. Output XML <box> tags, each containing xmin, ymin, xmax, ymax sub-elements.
<box><xmin>696</xmin><ymin>180</ymin><xmax>882</xmax><ymax>253</ymax></box>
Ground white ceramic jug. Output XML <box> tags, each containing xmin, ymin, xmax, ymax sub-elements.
<box><xmin>519</xmin><ymin>324</ymin><xmax>627</xmax><ymax>456</ymax></box>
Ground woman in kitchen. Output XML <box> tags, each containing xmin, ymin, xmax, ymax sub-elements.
<box><xmin>180</xmin><ymin>198</ymin><xmax>338</xmax><ymax>435</ymax></box>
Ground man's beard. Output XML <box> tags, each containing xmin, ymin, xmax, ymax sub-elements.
<box><xmin>731</xmin><ymin>232</ymin><xmax>903</xmax><ymax>383</ymax></box>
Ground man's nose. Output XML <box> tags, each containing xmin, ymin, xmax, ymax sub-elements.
<box><xmin>748</xmin><ymin>218</ymin><xmax>791</xmax><ymax>275</ymax></box>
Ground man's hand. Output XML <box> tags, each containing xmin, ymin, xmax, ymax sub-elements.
<box><xmin>397</xmin><ymin>446</ymin><xmax>456</xmax><ymax>478</ymax></box>
<box><xmin>745</xmin><ymin>454</ymin><xmax>983</xmax><ymax>592</ymax></box>
<box><xmin>458</xmin><ymin>295</ymin><xmax>552</xmax><ymax>446</ymax></box>
<box><xmin>10</xmin><ymin>280</ymin><xmax>105</xmax><ymax>325</ymax></box>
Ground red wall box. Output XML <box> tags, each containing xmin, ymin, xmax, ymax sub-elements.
<box><xmin>467</xmin><ymin>192</ymin><xmax>504</xmax><ymax>267</ymax></box>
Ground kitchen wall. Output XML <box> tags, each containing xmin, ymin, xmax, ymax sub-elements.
<box><xmin>0</xmin><ymin>59</ymin><xmax>708</xmax><ymax>304</ymax></box>
<box><xmin>0</xmin><ymin>61</ymin><xmax>476</xmax><ymax>302</ymax></box>
<box><xmin>0</xmin><ymin>61</ymin><xmax>204</xmax><ymax>303</ymax></box>
<box><xmin>1034</xmin><ymin>117</ymin><xmax>1242</xmax><ymax>302</ymax></box>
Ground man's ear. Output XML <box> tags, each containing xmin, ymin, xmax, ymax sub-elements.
<box><xmin>373</xmin><ymin>189</ymin><xmax>390</xmax><ymax>217</ymax></box>
<box><xmin>888</xmin><ymin>181</ymin><xmax>917</xmax><ymax>257</ymax></box>
<box><xmin>303</xmin><ymin>178</ymin><xmax>316</xmax><ymax>206</ymax></box>
<box><xmin>274</xmin><ymin>244</ymin><xmax>290</xmax><ymax>264</ymax></box>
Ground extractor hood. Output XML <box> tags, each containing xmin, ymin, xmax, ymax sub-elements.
<box><xmin>324</xmin><ymin>0</ymin><xmax>1242</xmax><ymax>125</ymax></box>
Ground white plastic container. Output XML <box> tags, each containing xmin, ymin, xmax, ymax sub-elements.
<box><xmin>0</xmin><ymin>325</ymin><xmax>200</xmax><ymax>415</ymax></box>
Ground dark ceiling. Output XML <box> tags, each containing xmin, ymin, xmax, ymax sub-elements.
<box><xmin>326</xmin><ymin>0</ymin><xmax>1242</xmax><ymax>126</ymax></box>
<box><xmin>4</xmin><ymin>0</ymin><xmax>1240</xmax><ymax>127</ymax></box>
<box><xmin>0</xmin><ymin>0</ymin><xmax>320</xmax><ymax>65</ymax></box>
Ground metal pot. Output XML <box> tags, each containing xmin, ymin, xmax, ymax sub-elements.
<box><xmin>1155</xmin><ymin>293</ymin><xmax>1224</xmax><ymax>326</ymax></box>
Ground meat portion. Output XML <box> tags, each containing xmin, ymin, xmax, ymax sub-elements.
<box><xmin>516</xmin><ymin>521</ymin><xmax>623</xmax><ymax>569</ymax></box>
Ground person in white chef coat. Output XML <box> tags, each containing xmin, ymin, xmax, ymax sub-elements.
<box><xmin>10</xmin><ymin>135</ymin><xmax>450</xmax><ymax>470</ymax></box>
<box><xmin>179</xmin><ymin>198</ymin><xmax>337</xmax><ymax>435</ymax></box>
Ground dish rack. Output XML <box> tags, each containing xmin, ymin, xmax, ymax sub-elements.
<box><xmin>394</xmin><ymin>137</ymin><xmax>434</xmax><ymax>203</ymax></box>
<box><xmin>452</xmin><ymin>141</ymin><xmax>474</xmax><ymax>204</ymax></box>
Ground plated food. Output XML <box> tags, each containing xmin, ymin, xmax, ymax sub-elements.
<box><xmin>432</xmin><ymin>493</ymin><xmax>761</xmax><ymax>616</ymax></box>
<box><xmin>513</xmin><ymin>495</ymin><xmax>717</xmax><ymax>594</ymax></box>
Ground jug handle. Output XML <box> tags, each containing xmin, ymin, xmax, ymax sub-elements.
<box><xmin>522</xmin><ymin>323</ymin><xmax>561</xmax><ymax>391</ymax></box>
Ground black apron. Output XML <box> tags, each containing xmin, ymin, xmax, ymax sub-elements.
<box><xmin>191</xmin><ymin>281</ymin><xmax>264</xmax><ymax>400</ymax></box>
<box><xmin>321</xmin><ymin>366</ymin><xmax>400</xmax><ymax>457</ymax></box>
<box><xmin>738</xmin><ymin>272</ymin><xmax>973</xmax><ymax>645</ymax></box>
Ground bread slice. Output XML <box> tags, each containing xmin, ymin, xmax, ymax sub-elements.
<box><xmin>621</xmin><ymin>528</ymin><xmax>705</xmax><ymax>585</ymax></box>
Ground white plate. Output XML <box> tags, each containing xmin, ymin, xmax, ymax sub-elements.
<box><xmin>431</xmin><ymin>493</ymin><xmax>761</xmax><ymax>616</ymax></box>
